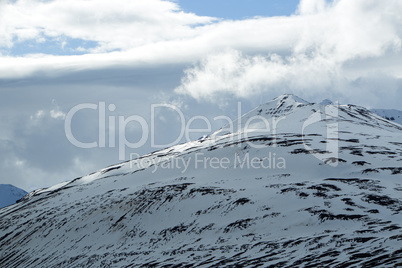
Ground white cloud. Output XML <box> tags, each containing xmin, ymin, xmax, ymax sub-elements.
<box><xmin>298</xmin><ymin>0</ymin><xmax>328</xmax><ymax>15</ymax></box>
<box><xmin>175</xmin><ymin>49</ymin><xmax>343</xmax><ymax>100</ymax></box>
<box><xmin>0</xmin><ymin>8</ymin><xmax>304</xmax><ymax>78</ymax></box>
<box><xmin>30</xmin><ymin>103</ymin><xmax>65</xmax><ymax>121</ymax></box>
<box><xmin>175</xmin><ymin>0</ymin><xmax>402</xmax><ymax>103</ymax></box>
<box><xmin>295</xmin><ymin>0</ymin><xmax>402</xmax><ymax>60</ymax></box>
<box><xmin>30</xmin><ymin>110</ymin><xmax>45</xmax><ymax>120</ymax></box>
<box><xmin>0</xmin><ymin>0</ymin><xmax>214</xmax><ymax>52</ymax></box>
<box><xmin>50</xmin><ymin>110</ymin><xmax>65</xmax><ymax>120</ymax></box>
<box><xmin>0</xmin><ymin>0</ymin><xmax>400</xmax><ymax>84</ymax></box>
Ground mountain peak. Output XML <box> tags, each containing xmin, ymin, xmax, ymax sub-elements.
<box><xmin>272</xmin><ymin>94</ymin><xmax>310</xmax><ymax>105</ymax></box>
<box><xmin>320</xmin><ymin>99</ymin><xmax>333</xmax><ymax>105</ymax></box>
<box><xmin>213</xmin><ymin>94</ymin><xmax>401</xmax><ymax>138</ymax></box>
<box><xmin>257</xmin><ymin>94</ymin><xmax>310</xmax><ymax>116</ymax></box>
<box><xmin>212</xmin><ymin>94</ymin><xmax>312</xmax><ymax>137</ymax></box>
<box><xmin>262</xmin><ymin>94</ymin><xmax>310</xmax><ymax>115</ymax></box>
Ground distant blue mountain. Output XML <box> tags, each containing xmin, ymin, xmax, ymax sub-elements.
<box><xmin>0</xmin><ymin>184</ymin><xmax>28</xmax><ymax>208</ymax></box>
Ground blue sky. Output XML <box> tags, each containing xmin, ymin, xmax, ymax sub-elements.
<box><xmin>7</xmin><ymin>37</ymin><xmax>99</xmax><ymax>56</ymax></box>
<box><xmin>0</xmin><ymin>0</ymin><xmax>401</xmax><ymax>191</ymax></box>
<box><xmin>178</xmin><ymin>0</ymin><xmax>299</xmax><ymax>19</ymax></box>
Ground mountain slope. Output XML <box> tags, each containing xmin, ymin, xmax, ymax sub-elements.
<box><xmin>371</xmin><ymin>108</ymin><xmax>402</xmax><ymax>126</ymax></box>
<box><xmin>0</xmin><ymin>95</ymin><xmax>401</xmax><ymax>267</ymax></box>
<box><xmin>0</xmin><ymin>184</ymin><xmax>27</xmax><ymax>209</ymax></box>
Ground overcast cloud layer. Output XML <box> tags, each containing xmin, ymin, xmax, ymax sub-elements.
<box><xmin>1</xmin><ymin>0</ymin><xmax>401</xmax><ymax>191</ymax></box>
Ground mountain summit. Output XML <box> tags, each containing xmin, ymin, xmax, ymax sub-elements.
<box><xmin>1</xmin><ymin>95</ymin><xmax>401</xmax><ymax>267</ymax></box>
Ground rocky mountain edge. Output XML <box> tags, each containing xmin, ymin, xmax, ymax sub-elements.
<box><xmin>371</xmin><ymin>108</ymin><xmax>402</xmax><ymax>126</ymax></box>
<box><xmin>0</xmin><ymin>94</ymin><xmax>401</xmax><ymax>267</ymax></box>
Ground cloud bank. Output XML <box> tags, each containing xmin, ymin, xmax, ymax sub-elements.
<box><xmin>175</xmin><ymin>0</ymin><xmax>402</xmax><ymax>105</ymax></box>
<box><xmin>2</xmin><ymin>0</ymin><xmax>399</xmax><ymax>104</ymax></box>
<box><xmin>0</xmin><ymin>0</ymin><xmax>304</xmax><ymax>78</ymax></box>
<box><xmin>0</xmin><ymin>0</ymin><xmax>214</xmax><ymax>52</ymax></box>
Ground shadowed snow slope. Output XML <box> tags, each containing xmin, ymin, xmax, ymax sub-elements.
<box><xmin>1</xmin><ymin>94</ymin><xmax>402</xmax><ymax>267</ymax></box>
<box><xmin>371</xmin><ymin>109</ymin><xmax>402</xmax><ymax>126</ymax></box>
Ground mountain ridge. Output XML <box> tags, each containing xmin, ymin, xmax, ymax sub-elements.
<box><xmin>371</xmin><ymin>108</ymin><xmax>402</xmax><ymax>126</ymax></box>
<box><xmin>1</xmin><ymin>94</ymin><xmax>401</xmax><ymax>267</ymax></box>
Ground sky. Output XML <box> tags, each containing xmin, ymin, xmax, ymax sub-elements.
<box><xmin>0</xmin><ymin>0</ymin><xmax>401</xmax><ymax>191</ymax></box>
<box><xmin>177</xmin><ymin>0</ymin><xmax>300</xmax><ymax>19</ymax></box>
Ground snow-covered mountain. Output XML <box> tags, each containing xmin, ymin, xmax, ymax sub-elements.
<box><xmin>0</xmin><ymin>184</ymin><xmax>27</xmax><ymax>209</ymax></box>
<box><xmin>1</xmin><ymin>94</ymin><xmax>402</xmax><ymax>267</ymax></box>
<box><xmin>371</xmin><ymin>108</ymin><xmax>402</xmax><ymax>126</ymax></box>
